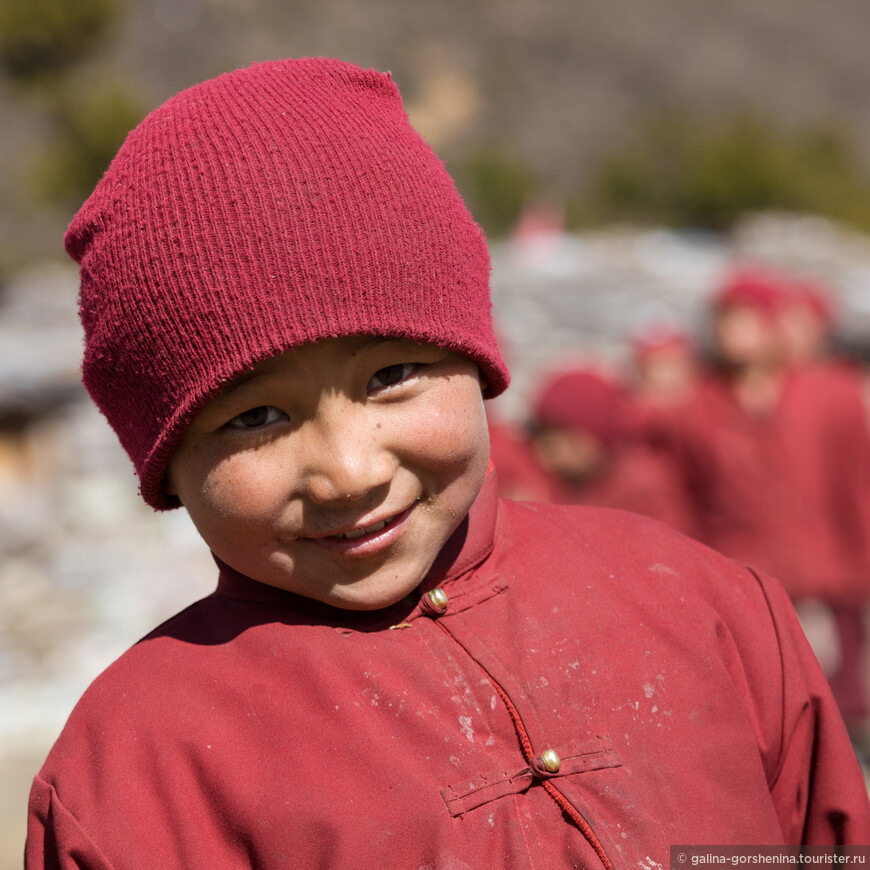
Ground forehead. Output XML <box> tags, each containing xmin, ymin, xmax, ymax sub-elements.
<box><xmin>716</xmin><ymin>304</ymin><xmax>774</xmax><ymax>323</ymax></box>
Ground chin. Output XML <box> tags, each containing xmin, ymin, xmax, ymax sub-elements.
<box><xmin>326</xmin><ymin>590</ymin><xmax>412</xmax><ymax>612</ymax></box>
<box><xmin>323</xmin><ymin>574</ymin><xmax>421</xmax><ymax>612</ymax></box>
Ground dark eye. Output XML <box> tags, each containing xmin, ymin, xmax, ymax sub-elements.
<box><xmin>227</xmin><ymin>406</ymin><xmax>284</xmax><ymax>429</ymax></box>
<box><xmin>368</xmin><ymin>363</ymin><xmax>418</xmax><ymax>392</ymax></box>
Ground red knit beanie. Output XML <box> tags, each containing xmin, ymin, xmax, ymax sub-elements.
<box><xmin>66</xmin><ymin>58</ymin><xmax>509</xmax><ymax>510</ymax></box>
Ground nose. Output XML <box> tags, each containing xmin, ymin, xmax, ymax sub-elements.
<box><xmin>303</xmin><ymin>399</ymin><xmax>395</xmax><ymax>504</ymax></box>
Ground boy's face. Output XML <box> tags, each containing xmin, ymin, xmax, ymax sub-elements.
<box><xmin>164</xmin><ymin>336</ymin><xmax>490</xmax><ymax>611</ymax></box>
<box><xmin>531</xmin><ymin>426</ymin><xmax>608</xmax><ymax>485</ymax></box>
<box><xmin>714</xmin><ymin>304</ymin><xmax>782</xmax><ymax>367</ymax></box>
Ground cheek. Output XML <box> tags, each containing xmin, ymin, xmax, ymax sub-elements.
<box><xmin>183</xmin><ymin>449</ymin><xmax>288</xmax><ymax>532</ymax></box>
<box><xmin>401</xmin><ymin>378</ymin><xmax>490</xmax><ymax>474</ymax></box>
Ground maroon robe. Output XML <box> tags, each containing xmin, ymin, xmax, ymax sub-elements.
<box><xmin>673</xmin><ymin>364</ymin><xmax>870</xmax><ymax>605</ymax></box>
<box><xmin>28</xmin><ymin>473</ymin><xmax>869</xmax><ymax>869</ymax></box>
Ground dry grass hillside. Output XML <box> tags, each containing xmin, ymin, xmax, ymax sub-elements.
<box><xmin>3</xmin><ymin>0</ymin><xmax>870</xmax><ymax>270</ymax></box>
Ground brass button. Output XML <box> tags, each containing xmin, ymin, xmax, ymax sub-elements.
<box><xmin>427</xmin><ymin>588</ymin><xmax>449</xmax><ymax>611</ymax></box>
<box><xmin>540</xmin><ymin>749</ymin><xmax>561</xmax><ymax>773</ymax></box>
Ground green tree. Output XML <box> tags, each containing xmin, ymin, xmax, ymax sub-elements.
<box><xmin>33</xmin><ymin>84</ymin><xmax>145</xmax><ymax>207</ymax></box>
<box><xmin>454</xmin><ymin>146</ymin><xmax>540</xmax><ymax>237</ymax></box>
<box><xmin>594</xmin><ymin>112</ymin><xmax>870</xmax><ymax>232</ymax></box>
<box><xmin>0</xmin><ymin>0</ymin><xmax>119</xmax><ymax>82</ymax></box>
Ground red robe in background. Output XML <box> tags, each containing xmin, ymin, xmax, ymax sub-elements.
<box><xmin>674</xmin><ymin>365</ymin><xmax>870</xmax><ymax>605</ymax></box>
<box><xmin>671</xmin><ymin>363</ymin><xmax>870</xmax><ymax>722</ymax></box>
<box><xmin>489</xmin><ymin>406</ymin><xmax>696</xmax><ymax>538</ymax></box>
<box><xmin>487</xmin><ymin>417</ymin><xmax>553</xmax><ymax>502</ymax></box>
<box><xmin>543</xmin><ymin>441</ymin><xmax>698</xmax><ymax>539</ymax></box>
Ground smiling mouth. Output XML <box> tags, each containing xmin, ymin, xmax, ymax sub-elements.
<box><xmin>302</xmin><ymin>505</ymin><xmax>416</xmax><ymax>557</ymax></box>
<box><xmin>314</xmin><ymin>505</ymin><xmax>417</xmax><ymax>542</ymax></box>
<box><xmin>331</xmin><ymin>518</ymin><xmax>391</xmax><ymax>540</ymax></box>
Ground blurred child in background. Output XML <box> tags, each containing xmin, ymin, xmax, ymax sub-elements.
<box><xmin>667</xmin><ymin>267</ymin><xmax>870</xmax><ymax>738</ymax></box>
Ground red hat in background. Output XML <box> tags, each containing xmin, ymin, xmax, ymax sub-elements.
<box><xmin>532</xmin><ymin>368</ymin><xmax>627</xmax><ymax>446</ymax></box>
<box><xmin>788</xmin><ymin>279</ymin><xmax>836</xmax><ymax>326</ymax></box>
<box><xmin>631</xmin><ymin>325</ymin><xmax>694</xmax><ymax>363</ymax></box>
<box><xmin>712</xmin><ymin>267</ymin><xmax>790</xmax><ymax>318</ymax></box>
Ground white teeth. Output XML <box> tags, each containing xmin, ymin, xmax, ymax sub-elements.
<box><xmin>339</xmin><ymin>519</ymin><xmax>388</xmax><ymax>540</ymax></box>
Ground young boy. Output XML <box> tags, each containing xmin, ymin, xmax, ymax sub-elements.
<box><xmin>669</xmin><ymin>269</ymin><xmax>870</xmax><ymax>742</ymax></box>
<box><xmin>26</xmin><ymin>59</ymin><xmax>870</xmax><ymax>869</ymax></box>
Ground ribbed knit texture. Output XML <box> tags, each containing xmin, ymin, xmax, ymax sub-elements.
<box><xmin>66</xmin><ymin>58</ymin><xmax>509</xmax><ymax>510</ymax></box>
